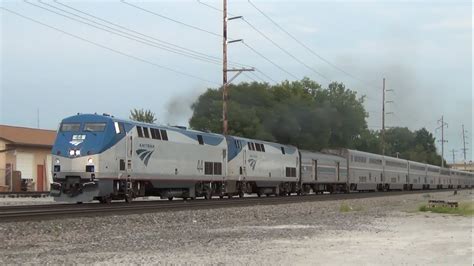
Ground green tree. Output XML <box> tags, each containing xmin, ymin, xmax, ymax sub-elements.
<box><xmin>189</xmin><ymin>78</ymin><xmax>368</xmax><ymax>151</ymax></box>
<box><xmin>129</xmin><ymin>108</ymin><xmax>157</xmax><ymax>123</ymax></box>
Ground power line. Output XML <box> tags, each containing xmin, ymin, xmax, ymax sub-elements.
<box><xmin>194</xmin><ymin>0</ymin><xmax>296</xmax><ymax>82</ymax></box>
<box><xmin>242</xmin><ymin>42</ymin><xmax>298</xmax><ymax>80</ymax></box>
<box><xmin>30</xmin><ymin>0</ymin><xmax>222</xmax><ymax>65</ymax></box>
<box><xmin>121</xmin><ymin>0</ymin><xmax>222</xmax><ymax>38</ymax></box>
<box><xmin>53</xmin><ymin>0</ymin><xmax>230</xmax><ymax>66</ymax></box>
<box><xmin>0</xmin><ymin>7</ymin><xmax>219</xmax><ymax>85</ymax></box>
<box><xmin>121</xmin><ymin>0</ymin><xmax>280</xmax><ymax>83</ymax></box>
<box><xmin>247</xmin><ymin>0</ymin><xmax>379</xmax><ymax>90</ymax></box>
<box><xmin>241</xmin><ymin>17</ymin><xmax>329</xmax><ymax>81</ymax></box>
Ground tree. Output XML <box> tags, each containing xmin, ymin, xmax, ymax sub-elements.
<box><xmin>189</xmin><ymin>78</ymin><xmax>368</xmax><ymax>151</ymax></box>
<box><xmin>129</xmin><ymin>108</ymin><xmax>157</xmax><ymax>123</ymax></box>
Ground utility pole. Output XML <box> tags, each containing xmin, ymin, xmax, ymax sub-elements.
<box><xmin>461</xmin><ymin>124</ymin><xmax>469</xmax><ymax>170</ymax></box>
<box><xmin>222</xmin><ymin>0</ymin><xmax>228</xmax><ymax>135</ymax></box>
<box><xmin>222</xmin><ymin>0</ymin><xmax>254</xmax><ymax>135</ymax></box>
<box><xmin>382</xmin><ymin>78</ymin><xmax>385</xmax><ymax>155</ymax></box>
<box><xmin>450</xmin><ymin>149</ymin><xmax>456</xmax><ymax>165</ymax></box>
<box><xmin>381</xmin><ymin>78</ymin><xmax>394</xmax><ymax>155</ymax></box>
<box><xmin>437</xmin><ymin>116</ymin><xmax>448</xmax><ymax>168</ymax></box>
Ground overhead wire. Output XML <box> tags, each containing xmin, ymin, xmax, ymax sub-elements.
<box><xmin>30</xmin><ymin>0</ymin><xmax>222</xmax><ymax>65</ymax></box>
<box><xmin>247</xmin><ymin>0</ymin><xmax>380</xmax><ymax>90</ymax></box>
<box><xmin>195</xmin><ymin>0</ymin><xmax>298</xmax><ymax>81</ymax></box>
<box><xmin>0</xmin><ymin>7</ymin><xmax>219</xmax><ymax>85</ymax></box>
<box><xmin>242</xmin><ymin>42</ymin><xmax>299</xmax><ymax>80</ymax></box>
<box><xmin>241</xmin><ymin>17</ymin><xmax>329</xmax><ymax>81</ymax></box>
<box><xmin>53</xmin><ymin>0</ymin><xmax>227</xmax><ymax>65</ymax></box>
<box><xmin>120</xmin><ymin>0</ymin><xmax>285</xmax><ymax>82</ymax></box>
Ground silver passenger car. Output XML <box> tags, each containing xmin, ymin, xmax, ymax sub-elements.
<box><xmin>299</xmin><ymin>150</ymin><xmax>348</xmax><ymax>193</ymax></box>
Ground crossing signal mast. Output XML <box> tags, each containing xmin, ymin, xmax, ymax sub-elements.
<box><xmin>222</xmin><ymin>0</ymin><xmax>254</xmax><ymax>135</ymax></box>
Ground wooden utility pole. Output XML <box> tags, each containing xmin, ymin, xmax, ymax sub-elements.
<box><xmin>222</xmin><ymin>0</ymin><xmax>254</xmax><ymax>135</ymax></box>
<box><xmin>222</xmin><ymin>0</ymin><xmax>228</xmax><ymax>135</ymax></box>
<box><xmin>437</xmin><ymin>116</ymin><xmax>448</xmax><ymax>168</ymax></box>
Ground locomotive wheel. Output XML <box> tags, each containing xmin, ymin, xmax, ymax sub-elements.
<box><xmin>125</xmin><ymin>194</ymin><xmax>133</xmax><ymax>203</ymax></box>
<box><xmin>168</xmin><ymin>196</ymin><xmax>173</xmax><ymax>201</ymax></box>
<box><xmin>257</xmin><ymin>193</ymin><xmax>261</xmax><ymax>198</ymax></box>
<box><xmin>204</xmin><ymin>191</ymin><xmax>212</xmax><ymax>200</ymax></box>
<box><xmin>238</xmin><ymin>191</ymin><xmax>244</xmax><ymax>198</ymax></box>
<box><xmin>219</xmin><ymin>195</ymin><xmax>224</xmax><ymax>199</ymax></box>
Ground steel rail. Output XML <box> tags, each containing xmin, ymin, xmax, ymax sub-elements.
<box><xmin>0</xmin><ymin>189</ymin><xmax>465</xmax><ymax>222</ymax></box>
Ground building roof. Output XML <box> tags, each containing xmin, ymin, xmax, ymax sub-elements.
<box><xmin>0</xmin><ymin>124</ymin><xmax>56</xmax><ymax>148</ymax></box>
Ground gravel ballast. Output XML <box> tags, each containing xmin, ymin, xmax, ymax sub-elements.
<box><xmin>0</xmin><ymin>190</ymin><xmax>472</xmax><ymax>265</ymax></box>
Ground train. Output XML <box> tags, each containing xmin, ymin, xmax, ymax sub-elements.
<box><xmin>50</xmin><ymin>113</ymin><xmax>474</xmax><ymax>203</ymax></box>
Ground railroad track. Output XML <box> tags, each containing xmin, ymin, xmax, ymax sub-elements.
<box><xmin>0</xmin><ymin>192</ymin><xmax>50</xmax><ymax>198</ymax></box>
<box><xmin>0</xmin><ymin>189</ymin><xmax>465</xmax><ymax>222</ymax></box>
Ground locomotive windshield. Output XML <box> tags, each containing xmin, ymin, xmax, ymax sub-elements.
<box><xmin>60</xmin><ymin>123</ymin><xmax>80</xmax><ymax>132</ymax></box>
<box><xmin>84</xmin><ymin>122</ymin><xmax>107</xmax><ymax>132</ymax></box>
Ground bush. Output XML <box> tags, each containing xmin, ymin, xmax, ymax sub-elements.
<box><xmin>419</xmin><ymin>202</ymin><xmax>474</xmax><ymax>216</ymax></box>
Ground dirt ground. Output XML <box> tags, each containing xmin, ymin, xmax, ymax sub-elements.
<box><xmin>0</xmin><ymin>190</ymin><xmax>472</xmax><ymax>265</ymax></box>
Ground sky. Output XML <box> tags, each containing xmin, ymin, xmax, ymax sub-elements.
<box><xmin>1</xmin><ymin>0</ymin><xmax>472</xmax><ymax>163</ymax></box>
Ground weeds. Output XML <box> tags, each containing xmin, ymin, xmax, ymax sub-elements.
<box><xmin>419</xmin><ymin>202</ymin><xmax>474</xmax><ymax>216</ymax></box>
<box><xmin>339</xmin><ymin>202</ymin><xmax>363</xmax><ymax>213</ymax></box>
<box><xmin>422</xmin><ymin>194</ymin><xmax>431</xmax><ymax>198</ymax></box>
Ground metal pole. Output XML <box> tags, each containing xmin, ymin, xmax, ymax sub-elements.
<box><xmin>222</xmin><ymin>0</ymin><xmax>228</xmax><ymax>135</ymax></box>
<box><xmin>462</xmin><ymin>124</ymin><xmax>467</xmax><ymax>170</ymax></box>
<box><xmin>382</xmin><ymin>78</ymin><xmax>385</xmax><ymax>155</ymax></box>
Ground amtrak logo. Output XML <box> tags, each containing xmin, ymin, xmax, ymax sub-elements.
<box><xmin>136</xmin><ymin>149</ymin><xmax>154</xmax><ymax>166</ymax></box>
<box><xmin>248</xmin><ymin>159</ymin><xmax>257</xmax><ymax>170</ymax></box>
<box><xmin>70</xmin><ymin>135</ymin><xmax>86</xmax><ymax>146</ymax></box>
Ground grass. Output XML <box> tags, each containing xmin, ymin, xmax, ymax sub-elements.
<box><xmin>339</xmin><ymin>202</ymin><xmax>363</xmax><ymax>213</ymax></box>
<box><xmin>419</xmin><ymin>202</ymin><xmax>474</xmax><ymax>216</ymax></box>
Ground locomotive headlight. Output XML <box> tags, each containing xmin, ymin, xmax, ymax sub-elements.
<box><xmin>55</xmin><ymin>158</ymin><xmax>60</xmax><ymax>165</ymax></box>
<box><xmin>75</xmin><ymin>150</ymin><xmax>81</xmax><ymax>156</ymax></box>
<box><xmin>69</xmin><ymin>149</ymin><xmax>75</xmax><ymax>156</ymax></box>
<box><xmin>87</xmin><ymin>158</ymin><xmax>93</xmax><ymax>164</ymax></box>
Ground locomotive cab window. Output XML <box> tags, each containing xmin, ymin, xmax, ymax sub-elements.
<box><xmin>255</xmin><ymin>143</ymin><xmax>262</xmax><ymax>152</ymax></box>
<box><xmin>84</xmin><ymin>123</ymin><xmax>107</xmax><ymax>132</ymax></box>
<box><xmin>281</xmin><ymin>147</ymin><xmax>285</xmax><ymax>154</ymax></box>
<box><xmin>60</xmin><ymin>123</ymin><xmax>81</xmax><ymax>132</ymax></box>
